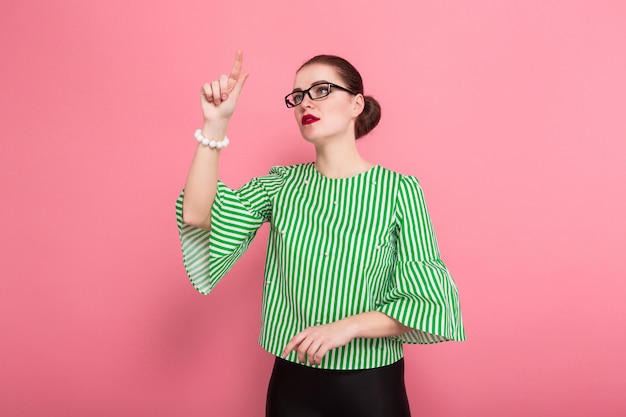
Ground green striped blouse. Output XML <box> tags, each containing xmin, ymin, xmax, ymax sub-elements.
<box><xmin>176</xmin><ymin>163</ymin><xmax>465</xmax><ymax>370</ymax></box>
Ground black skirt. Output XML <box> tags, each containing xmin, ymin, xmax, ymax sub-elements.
<box><xmin>266</xmin><ymin>356</ymin><xmax>412</xmax><ymax>417</ymax></box>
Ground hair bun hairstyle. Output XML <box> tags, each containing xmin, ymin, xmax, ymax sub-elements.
<box><xmin>356</xmin><ymin>96</ymin><xmax>381</xmax><ymax>139</ymax></box>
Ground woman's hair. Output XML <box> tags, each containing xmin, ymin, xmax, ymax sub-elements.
<box><xmin>298</xmin><ymin>55</ymin><xmax>381</xmax><ymax>140</ymax></box>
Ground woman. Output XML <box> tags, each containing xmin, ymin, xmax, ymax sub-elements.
<box><xmin>177</xmin><ymin>50</ymin><xmax>465</xmax><ymax>417</ymax></box>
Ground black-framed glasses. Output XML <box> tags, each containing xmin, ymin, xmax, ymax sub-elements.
<box><xmin>284</xmin><ymin>82</ymin><xmax>359</xmax><ymax>108</ymax></box>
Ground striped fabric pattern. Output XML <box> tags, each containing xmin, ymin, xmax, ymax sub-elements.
<box><xmin>176</xmin><ymin>163</ymin><xmax>465</xmax><ymax>370</ymax></box>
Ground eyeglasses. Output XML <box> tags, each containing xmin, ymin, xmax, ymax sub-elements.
<box><xmin>284</xmin><ymin>82</ymin><xmax>358</xmax><ymax>108</ymax></box>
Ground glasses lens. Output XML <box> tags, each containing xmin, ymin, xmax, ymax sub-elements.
<box><xmin>286</xmin><ymin>92</ymin><xmax>304</xmax><ymax>107</ymax></box>
<box><xmin>309</xmin><ymin>83</ymin><xmax>331</xmax><ymax>99</ymax></box>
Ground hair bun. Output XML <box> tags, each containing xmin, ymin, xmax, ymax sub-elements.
<box><xmin>356</xmin><ymin>96</ymin><xmax>381</xmax><ymax>139</ymax></box>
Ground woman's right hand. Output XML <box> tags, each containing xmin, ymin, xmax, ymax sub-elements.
<box><xmin>200</xmin><ymin>49</ymin><xmax>249</xmax><ymax>124</ymax></box>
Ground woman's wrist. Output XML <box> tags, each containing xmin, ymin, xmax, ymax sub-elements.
<box><xmin>197</xmin><ymin>121</ymin><xmax>229</xmax><ymax>149</ymax></box>
<box><xmin>343</xmin><ymin>311</ymin><xmax>410</xmax><ymax>339</ymax></box>
<box><xmin>201</xmin><ymin>119</ymin><xmax>229</xmax><ymax>138</ymax></box>
<box><xmin>195</xmin><ymin>129</ymin><xmax>229</xmax><ymax>149</ymax></box>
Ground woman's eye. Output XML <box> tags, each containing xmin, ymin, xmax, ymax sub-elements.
<box><xmin>293</xmin><ymin>93</ymin><xmax>304</xmax><ymax>103</ymax></box>
<box><xmin>314</xmin><ymin>85</ymin><xmax>329</xmax><ymax>96</ymax></box>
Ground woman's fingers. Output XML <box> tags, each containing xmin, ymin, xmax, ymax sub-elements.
<box><xmin>201</xmin><ymin>83</ymin><xmax>213</xmax><ymax>102</ymax></box>
<box><xmin>283</xmin><ymin>321</ymin><xmax>356</xmax><ymax>366</ymax></box>
<box><xmin>282</xmin><ymin>332</ymin><xmax>306</xmax><ymax>358</ymax></box>
<box><xmin>219</xmin><ymin>74</ymin><xmax>229</xmax><ymax>101</ymax></box>
<box><xmin>229</xmin><ymin>49</ymin><xmax>244</xmax><ymax>83</ymax></box>
<box><xmin>200</xmin><ymin>50</ymin><xmax>248</xmax><ymax>111</ymax></box>
<box><xmin>211</xmin><ymin>80</ymin><xmax>221</xmax><ymax>105</ymax></box>
<box><xmin>295</xmin><ymin>336</ymin><xmax>313</xmax><ymax>364</ymax></box>
<box><xmin>314</xmin><ymin>343</ymin><xmax>332</xmax><ymax>365</ymax></box>
<box><xmin>230</xmin><ymin>72</ymin><xmax>249</xmax><ymax>98</ymax></box>
<box><xmin>283</xmin><ymin>330</ymin><xmax>317</xmax><ymax>364</ymax></box>
<box><xmin>306</xmin><ymin>340</ymin><xmax>323</xmax><ymax>365</ymax></box>
<box><xmin>283</xmin><ymin>329</ymin><xmax>327</xmax><ymax>365</ymax></box>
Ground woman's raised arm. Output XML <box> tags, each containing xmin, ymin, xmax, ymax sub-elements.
<box><xmin>182</xmin><ymin>50</ymin><xmax>249</xmax><ymax>229</ymax></box>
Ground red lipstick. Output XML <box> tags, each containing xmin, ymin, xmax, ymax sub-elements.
<box><xmin>301</xmin><ymin>115</ymin><xmax>320</xmax><ymax>125</ymax></box>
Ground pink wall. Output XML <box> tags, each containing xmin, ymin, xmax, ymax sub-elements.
<box><xmin>1</xmin><ymin>1</ymin><xmax>625</xmax><ymax>416</ymax></box>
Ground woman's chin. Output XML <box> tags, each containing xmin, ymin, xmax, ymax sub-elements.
<box><xmin>299</xmin><ymin>130</ymin><xmax>319</xmax><ymax>143</ymax></box>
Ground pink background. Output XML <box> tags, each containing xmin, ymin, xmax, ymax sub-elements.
<box><xmin>1</xmin><ymin>1</ymin><xmax>625</xmax><ymax>416</ymax></box>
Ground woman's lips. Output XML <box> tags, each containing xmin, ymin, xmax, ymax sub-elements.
<box><xmin>301</xmin><ymin>115</ymin><xmax>320</xmax><ymax>125</ymax></box>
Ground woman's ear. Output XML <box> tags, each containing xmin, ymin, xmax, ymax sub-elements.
<box><xmin>352</xmin><ymin>94</ymin><xmax>365</xmax><ymax>117</ymax></box>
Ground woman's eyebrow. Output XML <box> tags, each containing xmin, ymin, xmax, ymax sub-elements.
<box><xmin>292</xmin><ymin>80</ymin><xmax>331</xmax><ymax>93</ymax></box>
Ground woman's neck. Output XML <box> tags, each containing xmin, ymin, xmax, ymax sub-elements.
<box><xmin>313</xmin><ymin>138</ymin><xmax>374</xmax><ymax>179</ymax></box>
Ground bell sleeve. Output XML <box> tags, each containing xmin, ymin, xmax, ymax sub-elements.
<box><xmin>376</xmin><ymin>175</ymin><xmax>466</xmax><ymax>344</ymax></box>
<box><xmin>175</xmin><ymin>166</ymin><xmax>287</xmax><ymax>295</ymax></box>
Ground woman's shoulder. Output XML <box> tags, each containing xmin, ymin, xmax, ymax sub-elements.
<box><xmin>252</xmin><ymin>163</ymin><xmax>311</xmax><ymax>190</ymax></box>
<box><xmin>376</xmin><ymin>165</ymin><xmax>420</xmax><ymax>185</ymax></box>
<box><xmin>267</xmin><ymin>162</ymin><xmax>311</xmax><ymax>177</ymax></box>
<box><xmin>375</xmin><ymin>166</ymin><xmax>426</xmax><ymax>211</ymax></box>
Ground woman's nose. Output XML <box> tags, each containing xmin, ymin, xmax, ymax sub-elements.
<box><xmin>300</xmin><ymin>94</ymin><xmax>313</xmax><ymax>109</ymax></box>
<box><xmin>300</xmin><ymin>92</ymin><xmax>314</xmax><ymax>108</ymax></box>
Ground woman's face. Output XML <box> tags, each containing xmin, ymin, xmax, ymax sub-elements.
<box><xmin>291</xmin><ymin>63</ymin><xmax>363</xmax><ymax>143</ymax></box>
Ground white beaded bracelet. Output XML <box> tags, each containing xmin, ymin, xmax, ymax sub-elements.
<box><xmin>194</xmin><ymin>129</ymin><xmax>230</xmax><ymax>149</ymax></box>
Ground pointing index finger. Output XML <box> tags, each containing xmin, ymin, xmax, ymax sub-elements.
<box><xmin>229</xmin><ymin>49</ymin><xmax>244</xmax><ymax>81</ymax></box>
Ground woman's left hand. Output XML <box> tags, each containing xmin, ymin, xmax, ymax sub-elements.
<box><xmin>282</xmin><ymin>320</ymin><xmax>358</xmax><ymax>366</ymax></box>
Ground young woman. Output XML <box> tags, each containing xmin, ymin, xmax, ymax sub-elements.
<box><xmin>177</xmin><ymin>50</ymin><xmax>465</xmax><ymax>417</ymax></box>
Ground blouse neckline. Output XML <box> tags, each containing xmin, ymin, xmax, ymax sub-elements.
<box><xmin>309</xmin><ymin>162</ymin><xmax>379</xmax><ymax>181</ymax></box>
